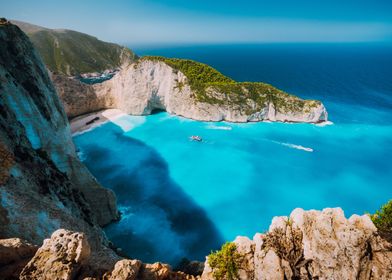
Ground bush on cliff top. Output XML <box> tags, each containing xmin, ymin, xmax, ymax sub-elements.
<box><xmin>208</xmin><ymin>242</ymin><xmax>243</xmax><ymax>280</ymax></box>
<box><xmin>141</xmin><ymin>56</ymin><xmax>320</xmax><ymax>113</ymax></box>
<box><xmin>371</xmin><ymin>200</ymin><xmax>392</xmax><ymax>232</ymax></box>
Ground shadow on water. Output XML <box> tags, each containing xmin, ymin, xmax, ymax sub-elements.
<box><xmin>77</xmin><ymin>122</ymin><xmax>224</xmax><ymax>265</ymax></box>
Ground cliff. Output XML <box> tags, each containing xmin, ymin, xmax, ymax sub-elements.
<box><xmin>1</xmin><ymin>208</ymin><xmax>391</xmax><ymax>279</ymax></box>
<box><xmin>55</xmin><ymin>58</ymin><xmax>328</xmax><ymax>123</ymax></box>
<box><xmin>0</xmin><ymin>20</ymin><xmax>120</xmax><ymax>273</ymax></box>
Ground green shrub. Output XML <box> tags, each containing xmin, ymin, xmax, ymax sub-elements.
<box><xmin>371</xmin><ymin>200</ymin><xmax>392</xmax><ymax>231</ymax></box>
<box><xmin>208</xmin><ymin>242</ymin><xmax>243</xmax><ymax>280</ymax></box>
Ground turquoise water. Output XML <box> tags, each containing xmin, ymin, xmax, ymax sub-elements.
<box><xmin>73</xmin><ymin>44</ymin><xmax>392</xmax><ymax>265</ymax></box>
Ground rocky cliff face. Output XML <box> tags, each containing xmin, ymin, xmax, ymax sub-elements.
<box><xmin>0</xmin><ymin>20</ymin><xmax>119</xmax><ymax>271</ymax></box>
<box><xmin>55</xmin><ymin>59</ymin><xmax>327</xmax><ymax>123</ymax></box>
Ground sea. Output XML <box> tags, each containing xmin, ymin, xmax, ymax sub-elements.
<box><xmin>73</xmin><ymin>43</ymin><xmax>392</xmax><ymax>265</ymax></box>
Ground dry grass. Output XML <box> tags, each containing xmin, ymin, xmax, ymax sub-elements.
<box><xmin>263</xmin><ymin>223</ymin><xmax>304</xmax><ymax>278</ymax></box>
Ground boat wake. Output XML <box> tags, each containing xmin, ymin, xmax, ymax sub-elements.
<box><xmin>271</xmin><ymin>140</ymin><xmax>314</xmax><ymax>152</ymax></box>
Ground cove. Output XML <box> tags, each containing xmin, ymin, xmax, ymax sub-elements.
<box><xmin>73</xmin><ymin>43</ymin><xmax>392</xmax><ymax>266</ymax></box>
<box><xmin>73</xmin><ymin>112</ymin><xmax>392</xmax><ymax>265</ymax></box>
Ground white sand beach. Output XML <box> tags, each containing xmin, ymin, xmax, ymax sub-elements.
<box><xmin>70</xmin><ymin>109</ymin><xmax>127</xmax><ymax>135</ymax></box>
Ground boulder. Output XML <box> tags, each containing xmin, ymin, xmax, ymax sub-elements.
<box><xmin>0</xmin><ymin>238</ymin><xmax>38</xmax><ymax>279</ymax></box>
<box><xmin>20</xmin><ymin>229</ymin><xmax>91</xmax><ymax>280</ymax></box>
<box><xmin>103</xmin><ymin>259</ymin><xmax>142</xmax><ymax>280</ymax></box>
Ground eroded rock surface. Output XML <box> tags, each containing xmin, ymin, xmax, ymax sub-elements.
<box><xmin>2</xmin><ymin>208</ymin><xmax>392</xmax><ymax>280</ymax></box>
<box><xmin>202</xmin><ymin>208</ymin><xmax>392</xmax><ymax>280</ymax></box>
<box><xmin>20</xmin><ymin>229</ymin><xmax>90</xmax><ymax>280</ymax></box>
<box><xmin>0</xmin><ymin>238</ymin><xmax>38</xmax><ymax>279</ymax></box>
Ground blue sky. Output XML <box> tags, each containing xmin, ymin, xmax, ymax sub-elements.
<box><xmin>2</xmin><ymin>0</ymin><xmax>392</xmax><ymax>44</ymax></box>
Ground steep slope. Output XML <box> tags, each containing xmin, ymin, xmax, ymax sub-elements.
<box><xmin>0</xmin><ymin>20</ymin><xmax>119</xmax><ymax>269</ymax></box>
<box><xmin>12</xmin><ymin>20</ymin><xmax>137</xmax><ymax>75</ymax></box>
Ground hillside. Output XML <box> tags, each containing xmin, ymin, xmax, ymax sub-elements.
<box><xmin>12</xmin><ymin>20</ymin><xmax>137</xmax><ymax>75</ymax></box>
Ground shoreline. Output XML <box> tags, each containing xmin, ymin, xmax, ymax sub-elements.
<box><xmin>70</xmin><ymin>109</ymin><xmax>127</xmax><ymax>135</ymax></box>
<box><xmin>70</xmin><ymin>109</ymin><xmax>333</xmax><ymax>136</ymax></box>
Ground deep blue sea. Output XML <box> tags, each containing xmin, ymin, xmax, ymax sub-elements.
<box><xmin>73</xmin><ymin>43</ymin><xmax>392</xmax><ymax>265</ymax></box>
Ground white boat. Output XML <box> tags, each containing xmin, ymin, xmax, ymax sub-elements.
<box><xmin>190</xmin><ymin>135</ymin><xmax>202</xmax><ymax>142</ymax></box>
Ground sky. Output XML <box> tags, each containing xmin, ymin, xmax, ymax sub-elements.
<box><xmin>1</xmin><ymin>0</ymin><xmax>392</xmax><ymax>45</ymax></box>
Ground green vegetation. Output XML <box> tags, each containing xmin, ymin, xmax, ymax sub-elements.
<box><xmin>142</xmin><ymin>56</ymin><xmax>320</xmax><ymax>114</ymax></box>
<box><xmin>208</xmin><ymin>242</ymin><xmax>243</xmax><ymax>280</ymax></box>
<box><xmin>15</xmin><ymin>21</ymin><xmax>137</xmax><ymax>75</ymax></box>
<box><xmin>370</xmin><ymin>200</ymin><xmax>392</xmax><ymax>232</ymax></box>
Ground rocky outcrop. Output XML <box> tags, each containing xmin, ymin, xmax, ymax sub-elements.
<box><xmin>202</xmin><ymin>208</ymin><xmax>392</xmax><ymax>280</ymax></box>
<box><xmin>0</xmin><ymin>229</ymin><xmax>197</xmax><ymax>280</ymax></box>
<box><xmin>0</xmin><ymin>20</ymin><xmax>119</xmax><ymax>268</ymax></box>
<box><xmin>54</xmin><ymin>60</ymin><xmax>327</xmax><ymax>123</ymax></box>
<box><xmin>2</xmin><ymin>209</ymin><xmax>391</xmax><ymax>280</ymax></box>
<box><xmin>20</xmin><ymin>229</ymin><xmax>91</xmax><ymax>279</ymax></box>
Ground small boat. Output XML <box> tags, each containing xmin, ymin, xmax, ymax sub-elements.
<box><xmin>190</xmin><ymin>135</ymin><xmax>202</xmax><ymax>142</ymax></box>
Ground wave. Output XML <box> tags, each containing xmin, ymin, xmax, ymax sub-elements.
<box><xmin>206</xmin><ymin>124</ymin><xmax>233</xmax><ymax>130</ymax></box>
<box><xmin>76</xmin><ymin>150</ymin><xmax>86</xmax><ymax>161</ymax></box>
<box><xmin>315</xmin><ymin>121</ymin><xmax>334</xmax><ymax>127</ymax></box>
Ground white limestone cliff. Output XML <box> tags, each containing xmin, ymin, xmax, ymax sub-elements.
<box><xmin>55</xmin><ymin>60</ymin><xmax>328</xmax><ymax>123</ymax></box>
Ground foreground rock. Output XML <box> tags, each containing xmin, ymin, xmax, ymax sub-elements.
<box><xmin>202</xmin><ymin>208</ymin><xmax>392</xmax><ymax>280</ymax></box>
<box><xmin>3</xmin><ymin>208</ymin><xmax>391</xmax><ymax>279</ymax></box>
<box><xmin>20</xmin><ymin>229</ymin><xmax>90</xmax><ymax>279</ymax></box>
<box><xmin>0</xmin><ymin>238</ymin><xmax>38</xmax><ymax>278</ymax></box>
<box><xmin>4</xmin><ymin>229</ymin><xmax>198</xmax><ymax>280</ymax></box>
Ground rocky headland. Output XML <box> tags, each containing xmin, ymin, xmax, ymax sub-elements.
<box><xmin>53</xmin><ymin>57</ymin><xmax>328</xmax><ymax>123</ymax></box>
